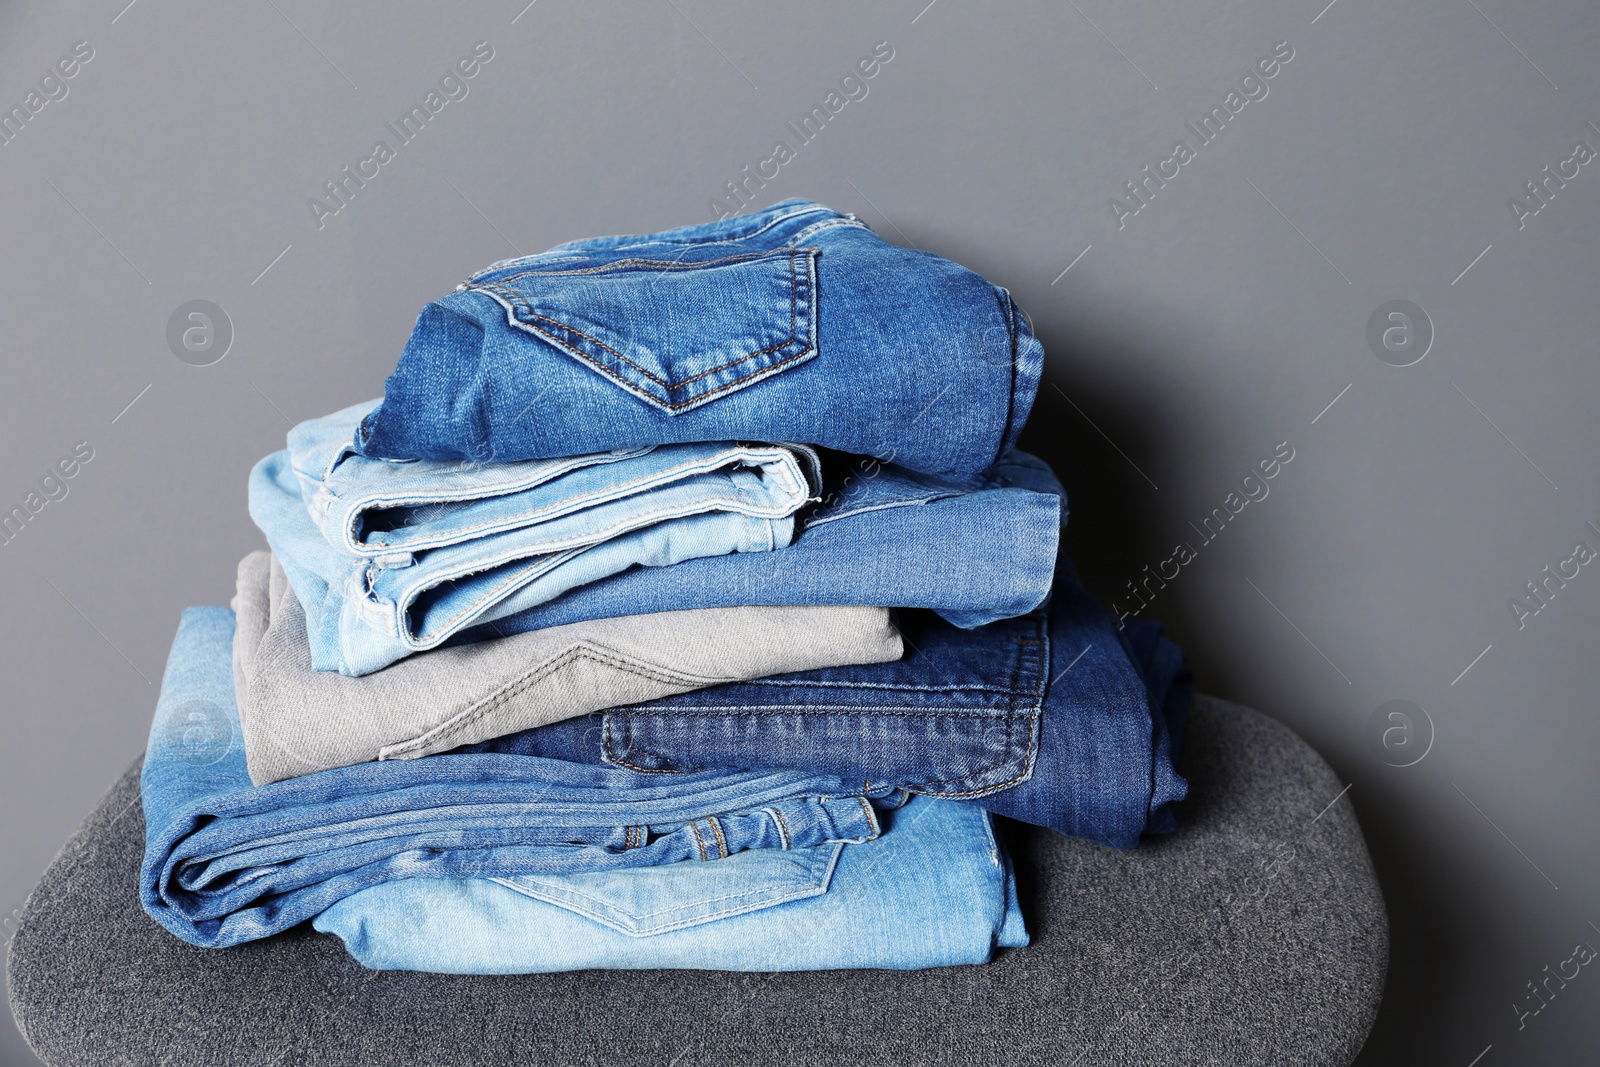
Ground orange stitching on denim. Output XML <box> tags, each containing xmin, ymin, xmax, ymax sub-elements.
<box><xmin>688</xmin><ymin>820</ymin><xmax>709</xmax><ymax>861</ymax></box>
<box><xmin>856</xmin><ymin>795</ymin><xmax>877</xmax><ymax>834</ymax></box>
<box><xmin>707</xmin><ymin>816</ymin><xmax>729</xmax><ymax>859</ymax></box>
<box><xmin>769</xmin><ymin>807</ymin><xmax>792</xmax><ymax>849</ymax></box>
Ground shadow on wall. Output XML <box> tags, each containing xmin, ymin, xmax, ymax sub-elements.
<box><xmin>1021</xmin><ymin>320</ymin><xmax>1465</xmax><ymax>1067</ymax></box>
<box><xmin>1018</xmin><ymin>323</ymin><xmax>1250</xmax><ymax>703</ymax></box>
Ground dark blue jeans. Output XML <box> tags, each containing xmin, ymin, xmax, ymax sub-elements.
<box><xmin>355</xmin><ymin>199</ymin><xmax>1042</xmax><ymax>482</ymax></box>
<box><xmin>475</xmin><ymin>565</ymin><xmax>1190</xmax><ymax>849</ymax></box>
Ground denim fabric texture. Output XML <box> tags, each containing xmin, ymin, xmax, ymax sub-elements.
<box><xmin>354</xmin><ymin>199</ymin><xmax>1042</xmax><ymax>482</ymax></box>
<box><xmin>250</xmin><ymin>400</ymin><xmax>818</xmax><ymax>675</ymax></box>
<box><xmin>231</xmin><ymin>551</ymin><xmax>904</xmax><ymax>786</ymax></box>
<box><xmin>484</xmin><ymin>565</ymin><xmax>1190</xmax><ymax>849</ymax></box>
<box><xmin>312</xmin><ymin>794</ymin><xmax>1027</xmax><ymax>973</ymax></box>
<box><xmin>458</xmin><ymin>448</ymin><xmax>1061</xmax><ymax>641</ymax></box>
<box><xmin>140</xmin><ymin>607</ymin><xmax>893</xmax><ymax>948</ymax></box>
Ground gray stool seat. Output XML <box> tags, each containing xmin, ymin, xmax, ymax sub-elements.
<box><xmin>7</xmin><ymin>695</ymin><xmax>1386</xmax><ymax>1066</ymax></box>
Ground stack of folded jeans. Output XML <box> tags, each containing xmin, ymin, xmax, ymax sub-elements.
<box><xmin>138</xmin><ymin>199</ymin><xmax>1190</xmax><ymax>974</ymax></box>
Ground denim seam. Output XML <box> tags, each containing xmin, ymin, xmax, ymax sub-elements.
<box><xmin>376</xmin><ymin>644</ymin><xmax>743</xmax><ymax>759</ymax></box>
<box><xmin>483</xmin><ymin>247</ymin><xmax>784</xmax><ymax>285</ymax></box>
<box><xmin>803</xmin><ymin>492</ymin><xmax>960</xmax><ymax>530</ymax></box>
<box><xmin>635</xmin><ymin>678</ymin><xmax>1022</xmax><ymax>693</ymax></box>
<box><xmin>616</xmin><ymin>707</ymin><xmax>1024</xmax><ymax>718</ymax></box>
<box><xmin>609</xmin><ymin>614</ymin><xmax>1050</xmax><ymax>795</ymax></box>
<box><xmin>766</xmin><ymin>807</ymin><xmax>791</xmax><ymax>849</ymax></box>
<box><xmin>473</xmin><ymin>248</ymin><xmax>811</xmax><ymax>391</ymax></box>
<box><xmin>347</xmin><ymin>447</ymin><xmax>800</xmax><ymax>552</ymax></box>
<box><xmin>319</xmin><ymin>449</ymin><xmax>637</xmax><ymax>534</ymax></box>
<box><xmin>472</xmin><ymin>250</ymin><xmax>817</xmax><ymax>410</ymax></box>
<box><xmin>493</xmin><ymin>868</ymin><xmax>830</xmax><ymax>923</ymax></box>
<box><xmin>995</xmin><ymin>286</ymin><xmax>1021</xmax><ymax>470</ymax></box>
<box><xmin>507</xmin><ymin>311</ymin><xmax>816</xmax><ymax>411</ymax></box>
<box><xmin>391</xmin><ymin>488</ymin><xmax>805</xmax><ymax>645</ymax></box>
<box><xmin>328</xmin><ymin>449</ymin><xmax>652</xmax><ymax>549</ymax></box>
<box><xmin>470</xmin><ymin>253</ymin><xmax>589</xmax><ymax>278</ymax></box>
<box><xmin>596</xmin><ymin>203</ymin><xmax>842</xmax><ymax>251</ymax></box>
<box><xmin>607</xmin><ymin>709</ymin><xmax>1036</xmax><ymax>791</ymax></box>
<box><xmin>784</xmin><ymin>217</ymin><xmax>867</xmax><ymax>244</ymax></box>
<box><xmin>707</xmin><ymin>816</ymin><xmax>729</xmax><ymax>859</ymax></box>
<box><xmin>855</xmin><ymin>795</ymin><xmax>875</xmax><ymax>834</ymax></box>
<box><xmin>687</xmin><ymin>821</ymin><xmax>709</xmax><ymax>861</ymax></box>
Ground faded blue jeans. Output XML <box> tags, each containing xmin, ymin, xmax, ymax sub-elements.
<box><xmin>458</xmin><ymin>448</ymin><xmax>1062</xmax><ymax>643</ymax></box>
<box><xmin>313</xmin><ymin>794</ymin><xmax>1028</xmax><ymax>973</ymax></box>
<box><xmin>477</xmin><ymin>563</ymin><xmax>1190</xmax><ymax>849</ymax></box>
<box><xmin>249</xmin><ymin>400</ymin><xmax>817</xmax><ymax>675</ymax></box>
<box><xmin>355</xmin><ymin>199</ymin><xmax>1042</xmax><ymax>483</ymax></box>
<box><xmin>140</xmin><ymin>607</ymin><xmax>891</xmax><ymax>949</ymax></box>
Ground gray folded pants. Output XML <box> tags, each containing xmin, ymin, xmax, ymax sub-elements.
<box><xmin>231</xmin><ymin>550</ymin><xmax>903</xmax><ymax>785</ymax></box>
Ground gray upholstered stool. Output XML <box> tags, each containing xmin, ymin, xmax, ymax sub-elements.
<box><xmin>7</xmin><ymin>696</ymin><xmax>1386</xmax><ymax>1066</ymax></box>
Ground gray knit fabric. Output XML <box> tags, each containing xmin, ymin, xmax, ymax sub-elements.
<box><xmin>7</xmin><ymin>696</ymin><xmax>1386</xmax><ymax>1066</ymax></box>
<box><xmin>232</xmin><ymin>550</ymin><xmax>904</xmax><ymax>785</ymax></box>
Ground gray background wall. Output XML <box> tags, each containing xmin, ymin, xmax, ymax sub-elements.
<box><xmin>1</xmin><ymin>0</ymin><xmax>1597</xmax><ymax>1063</ymax></box>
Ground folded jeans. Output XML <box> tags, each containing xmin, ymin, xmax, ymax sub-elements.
<box><xmin>458</xmin><ymin>448</ymin><xmax>1063</xmax><ymax>644</ymax></box>
<box><xmin>250</xmin><ymin>407</ymin><xmax>817</xmax><ymax>675</ymax></box>
<box><xmin>313</xmin><ymin>794</ymin><xmax>1028</xmax><ymax>974</ymax></box>
<box><xmin>479</xmin><ymin>563</ymin><xmax>1191</xmax><ymax>849</ymax></box>
<box><xmin>355</xmin><ymin>198</ymin><xmax>1042</xmax><ymax>483</ymax></box>
<box><xmin>141</xmin><ymin>607</ymin><xmax>893</xmax><ymax>949</ymax></box>
<box><xmin>231</xmin><ymin>550</ymin><xmax>903</xmax><ymax>786</ymax></box>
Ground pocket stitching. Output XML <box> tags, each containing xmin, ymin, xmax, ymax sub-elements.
<box><xmin>604</xmin><ymin>614</ymin><xmax>1049</xmax><ymax>796</ymax></box>
<box><xmin>485</xmin><ymin>253</ymin><xmax>805</xmax><ymax>389</ymax></box>
<box><xmin>377</xmin><ymin>642</ymin><xmax>746</xmax><ymax>760</ymax></box>
<box><xmin>472</xmin><ymin>247</ymin><xmax>817</xmax><ymax>410</ymax></box>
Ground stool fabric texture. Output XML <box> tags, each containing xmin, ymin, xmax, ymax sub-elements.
<box><xmin>7</xmin><ymin>695</ymin><xmax>1387</xmax><ymax>1066</ymax></box>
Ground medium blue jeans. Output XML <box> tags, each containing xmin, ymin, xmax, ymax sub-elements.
<box><xmin>250</xmin><ymin>400</ymin><xmax>817</xmax><ymax>676</ymax></box>
<box><xmin>479</xmin><ymin>563</ymin><xmax>1190</xmax><ymax>849</ymax></box>
<box><xmin>140</xmin><ymin>608</ymin><xmax>891</xmax><ymax>948</ymax></box>
<box><xmin>457</xmin><ymin>448</ymin><xmax>1061</xmax><ymax>642</ymax></box>
<box><xmin>354</xmin><ymin>199</ymin><xmax>1042</xmax><ymax>482</ymax></box>
<box><xmin>313</xmin><ymin>794</ymin><xmax>1027</xmax><ymax>973</ymax></box>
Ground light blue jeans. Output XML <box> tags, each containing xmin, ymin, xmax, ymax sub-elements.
<box><xmin>249</xmin><ymin>401</ymin><xmax>817</xmax><ymax>675</ymax></box>
<box><xmin>313</xmin><ymin>793</ymin><xmax>1027</xmax><ymax>973</ymax></box>
<box><xmin>140</xmin><ymin>607</ymin><xmax>891</xmax><ymax>949</ymax></box>
<box><xmin>439</xmin><ymin>449</ymin><xmax>1064</xmax><ymax>649</ymax></box>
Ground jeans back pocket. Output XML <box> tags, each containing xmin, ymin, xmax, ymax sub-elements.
<box><xmin>604</xmin><ymin>610</ymin><xmax>1048</xmax><ymax>799</ymax></box>
<box><xmin>489</xmin><ymin>841</ymin><xmax>841</xmax><ymax>936</ymax></box>
<box><xmin>467</xmin><ymin>246</ymin><xmax>819</xmax><ymax>415</ymax></box>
